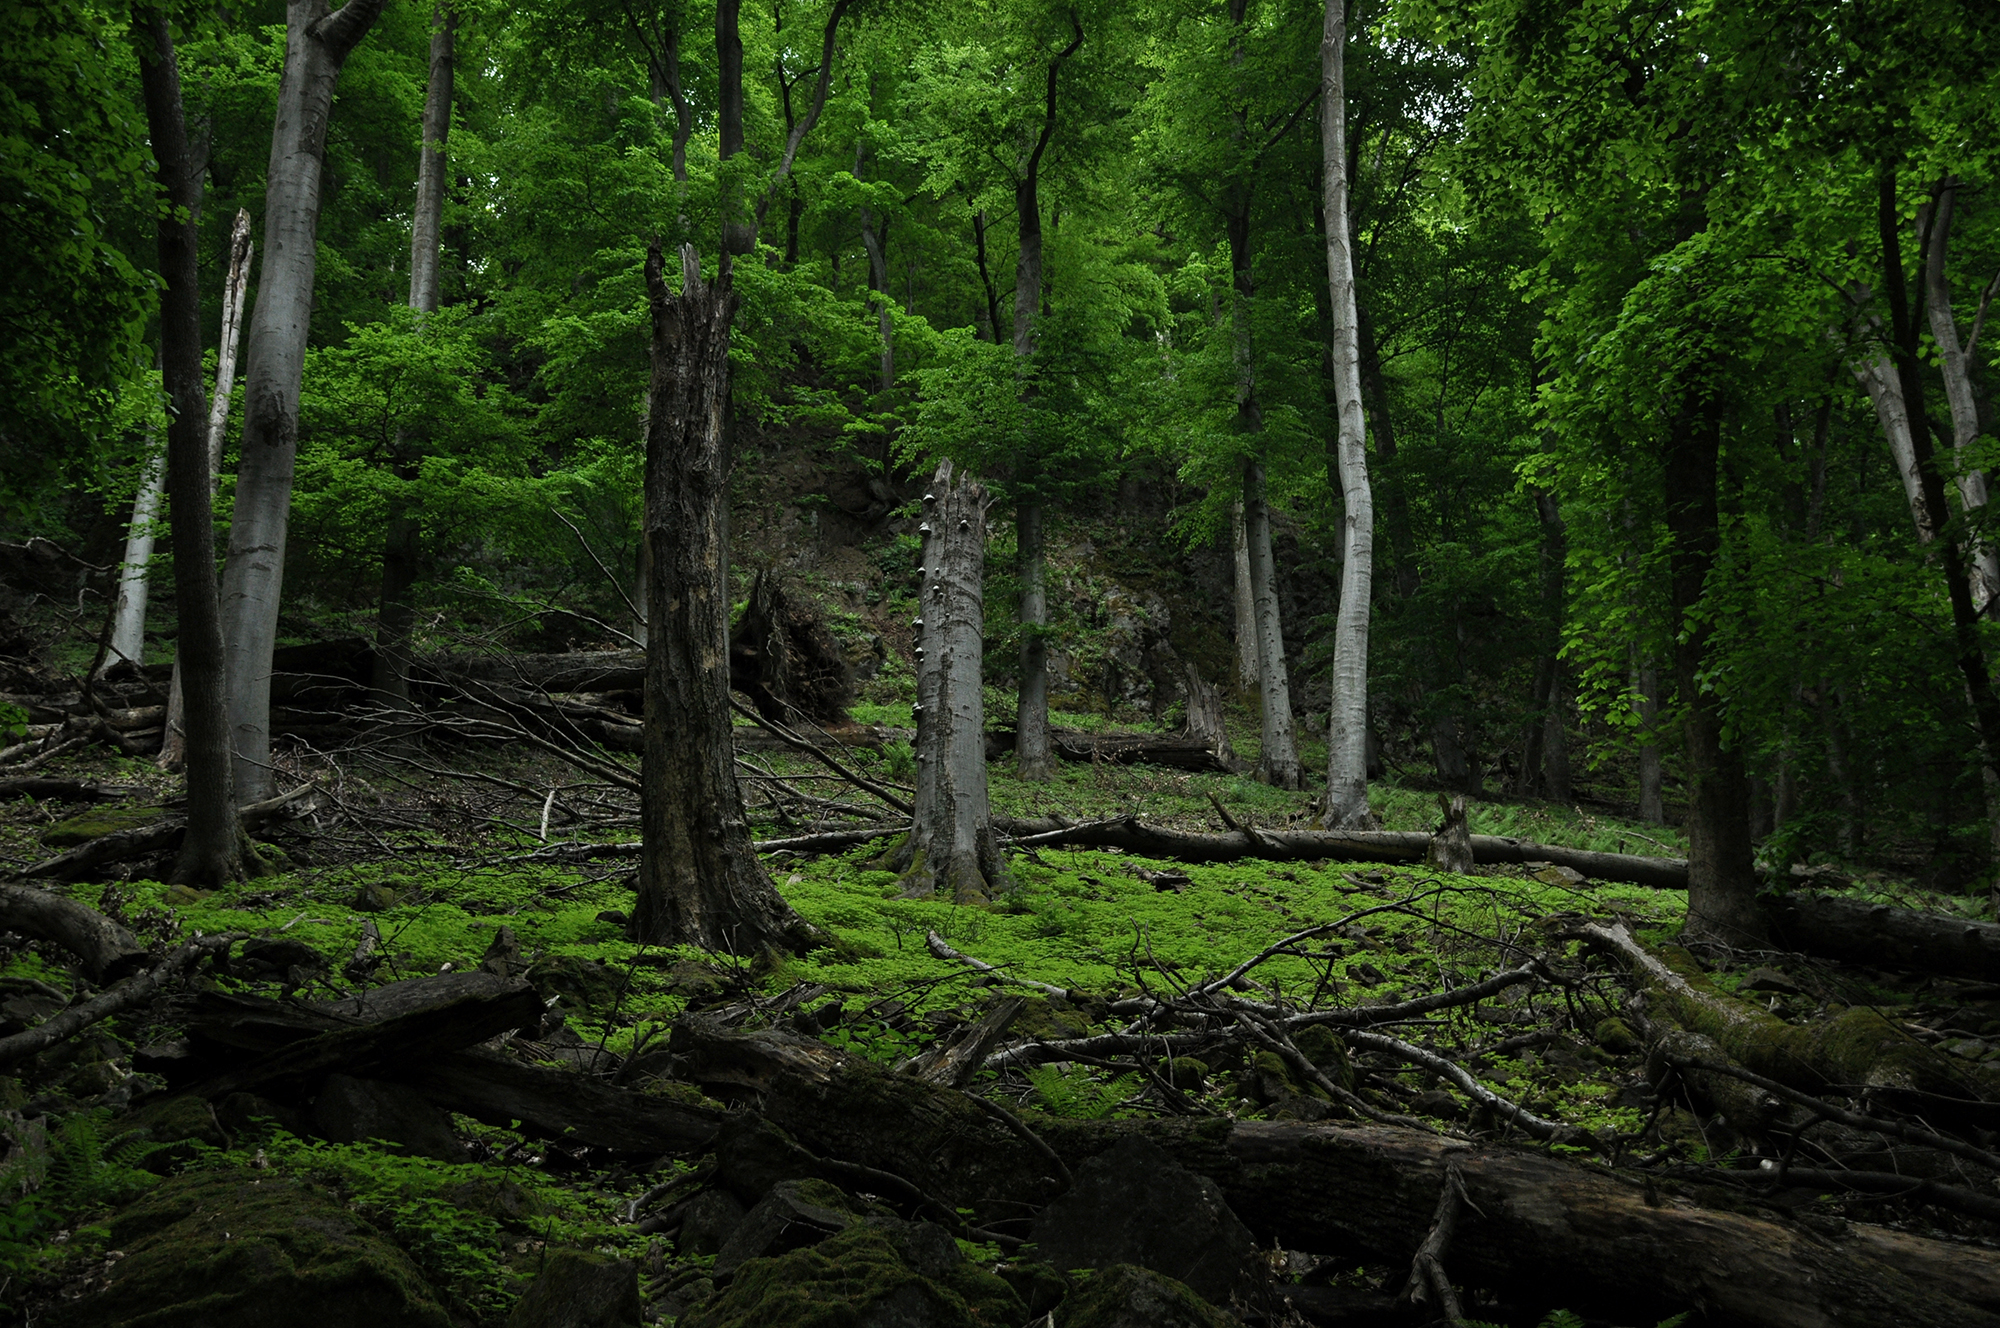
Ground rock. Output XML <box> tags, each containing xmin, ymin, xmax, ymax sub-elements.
<box><xmin>163</xmin><ymin>883</ymin><xmax>212</xmax><ymax>906</ymax></box>
<box><xmin>313</xmin><ymin>1074</ymin><xmax>467</xmax><ymax>1162</ymax></box>
<box><xmin>1739</xmin><ymin>967</ymin><xmax>1803</xmax><ymax>996</ymax></box>
<box><xmin>45</xmin><ymin>1169</ymin><xmax>451</xmax><ymax>1328</ymax></box>
<box><xmin>715</xmin><ymin>1178</ymin><xmax>868</xmax><ymax>1276</ymax></box>
<box><xmin>1409</xmin><ymin>1089</ymin><xmax>1464</xmax><ymax>1121</ymax></box>
<box><xmin>444</xmin><ymin>1176</ymin><xmax>542</xmax><ymax>1225</ymax></box>
<box><xmin>527</xmin><ymin>955</ymin><xmax>624</xmax><ymax>1010</ymax></box>
<box><xmin>680</xmin><ymin>1223</ymin><xmax>1022</xmax><ymax>1328</ymax></box>
<box><xmin>1290</xmin><ymin>1025</ymin><xmax>1353</xmax><ymax>1090</ymax></box>
<box><xmin>121</xmin><ymin>1094</ymin><xmax>228</xmax><ymax>1150</ymax></box>
<box><xmin>214</xmin><ymin>1090</ymin><xmax>312</xmax><ymax>1141</ymax></box>
<box><xmin>995</xmin><ymin>1261</ymin><xmax>1069</xmax><ymax>1319</ymax></box>
<box><xmin>1164</xmin><ymin>1057</ymin><xmax>1209</xmax><ymax>1091</ymax></box>
<box><xmin>238</xmin><ymin>937</ymin><xmax>328</xmax><ymax>976</ymax></box>
<box><xmin>1059</xmin><ymin>1265</ymin><xmax>1241</xmax><ymax>1328</ymax></box>
<box><xmin>479</xmin><ymin>926</ymin><xmax>525</xmax><ymax>977</ymax></box>
<box><xmin>1594</xmin><ymin>1017</ymin><xmax>1641</xmax><ymax>1056</ymax></box>
<box><xmin>679</xmin><ymin>1189</ymin><xmax>749</xmax><ymax>1256</ymax></box>
<box><xmin>1531</xmin><ymin>863</ymin><xmax>1588</xmax><ymax>887</ymax></box>
<box><xmin>714</xmin><ymin>1115</ymin><xmax>821</xmax><ymax>1203</ymax></box>
<box><xmin>504</xmin><ymin>1249</ymin><xmax>642</xmax><ymax>1328</ymax></box>
<box><xmin>353</xmin><ymin>882</ymin><xmax>400</xmax><ymax>912</ymax></box>
<box><xmin>1028</xmin><ymin>1137</ymin><xmax>1257</xmax><ymax>1307</ymax></box>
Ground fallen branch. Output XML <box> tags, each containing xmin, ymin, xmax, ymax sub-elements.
<box><xmin>0</xmin><ymin>883</ymin><xmax>151</xmax><ymax>980</ymax></box>
<box><xmin>0</xmin><ymin>934</ymin><xmax>235</xmax><ymax>1067</ymax></box>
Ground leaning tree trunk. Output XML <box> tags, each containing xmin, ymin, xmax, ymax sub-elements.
<box><xmin>1231</xmin><ymin>500</ymin><xmax>1259</xmax><ymax>692</ymax></box>
<box><xmin>1662</xmin><ymin>398</ymin><xmax>1761</xmax><ymax>944</ymax></box>
<box><xmin>371</xmin><ymin>3</ymin><xmax>453</xmax><ymax>709</ymax></box>
<box><xmin>133</xmin><ymin>12</ymin><xmax>253</xmax><ymax>885</ymax></box>
<box><xmin>218</xmin><ymin>0</ymin><xmax>385</xmax><ymax>803</ymax></box>
<box><xmin>633</xmin><ymin>244</ymin><xmax>817</xmax><ymax>955</ymax></box>
<box><xmin>1924</xmin><ymin>184</ymin><xmax>2000</xmax><ymax>614</ymax></box>
<box><xmin>888</xmin><ymin>461</ymin><xmax>1004</xmax><ymax>902</ymax></box>
<box><xmin>1320</xmin><ymin>0</ymin><xmax>1374</xmax><ymax>828</ymax></box>
<box><xmin>1243</xmin><ymin>460</ymin><xmax>1300</xmax><ymax>790</ymax></box>
<box><xmin>102</xmin><ymin>431</ymin><xmax>164</xmax><ymax>676</ymax></box>
<box><xmin>161</xmin><ymin>209</ymin><xmax>251</xmax><ymax>771</ymax></box>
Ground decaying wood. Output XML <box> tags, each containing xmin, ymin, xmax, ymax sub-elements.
<box><xmin>1768</xmin><ymin>891</ymin><xmax>2000</xmax><ymax>983</ymax></box>
<box><xmin>0</xmin><ymin>883</ymin><xmax>151</xmax><ymax>981</ymax></box>
<box><xmin>985</xmin><ymin>727</ymin><xmax>1240</xmax><ymax>774</ymax></box>
<box><xmin>405</xmin><ymin>1049</ymin><xmax>721</xmax><ymax>1153</ymax></box>
<box><xmin>0</xmin><ymin>935</ymin><xmax>234</xmax><ymax>1068</ymax></box>
<box><xmin>897</xmin><ymin>996</ymin><xmax>1022</xmax><ymax>1088</ymax></box>
<box><xmin>1583</xmin><ymin>920</ymin><xmax>1999</xmax><ymax>1120</ymax></box>
<box><xmin>0</xmin><ymin>778</ymin><xmax>129</xmax><ymax>803</ymax></box>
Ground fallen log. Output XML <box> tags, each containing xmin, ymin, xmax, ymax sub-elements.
<box><xmin>1768</xmin><ymin>892</ymin><xmax>2000</xmax><ymax>984</ymax></box>
<box><xmin>0</xmin><ymin>777</ymin><xmax>131</xmax><ymax>803</ymax></box>
<box><xmin>687</xmin><ymin>1033</ymin><xmax>2000</xmax><ymax>1328</ymax></box>
<box><xmin>985</xmin><ymin>728</ymin><xmax>1240</xmax><ymax>774</ymax></box>
<box><xmin>402</xmin><ymin>1049</ymin><xmax>722</xmax><ymax>1153</ymax></box>
<box><xmin>1582</xmin><ymin>920</ymin><xmax>2000</xmax><ymax>1121</ymax></box>
<box><xmin>0</xmin><ymin>883</ymin><xmax>151</xmax><ymax>980</ymax></box>
<box><xmin>426</xmin><ymin>649</ymin><xmax>646</xmax><ymax>694</ymax></box>
<box><xmin>0</xmin><ymin>934</ymin><xmax>233</xmax><ymax>1068</ymax></box>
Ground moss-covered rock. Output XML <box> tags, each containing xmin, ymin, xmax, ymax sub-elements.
<box><xmin>1594</xmin><ymin>1017</ymin><xmax>1640</xmax><ymax>1056</ymax></box>
<box><xmin>504</xmin><ymin>1248</ymin><xmax>640</xmax><ymax>1328</ymax></box>
<box><xmin>1059</xmin><ymin>1264</ymin><xmax>1241</xmax><ymax>1328</ymax></box>
<box><xmin>46</xmin><ymin>1169</ymin><xmax>451</xmax><ymax>1328</ymax></box>
<box><xmin>1164</xmin><ymin>1057</ymin><xmax>1209</xmax><ymax>1092</ymax></box>
<box><xmin>527</xmin><ymin>955</ymin><xmax>625</xmax><ymax>1010</ymax></box>
<box><xmin>679</xmin><ymin>1222</ymin><xmax>1023</xmax><ymax>1328</ymax></box>
<box><xmin>1290</xmin><ymin>1025</ymin><xmax>1353</xmax><ymax>1091</ymax></box>
<box><xmin>42</xmin><ymin>805</ymin><xmax>163</xmax><ymax>847</ymax></box>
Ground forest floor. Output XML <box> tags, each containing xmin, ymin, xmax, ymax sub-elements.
<box><xmin>4</xmin><ymin>701</ymin><xmax>2000</xmax><ymax>1327</ymax></box>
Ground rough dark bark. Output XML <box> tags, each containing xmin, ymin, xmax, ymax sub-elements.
<box><xmin>1767</xmin><ymin>892</ymin><xmax>2000</xmax><ymax>984</ymax></box>
<box><xmin>729</xmin><ymin>570</ymin><xmax>854</xmax><ymax>724</ymax></box>
<box><xmin>1517</xmin><ymin>487</ymin><xmax>1566</xmax><ymax>796</ymax></box>
<box><xmin>219</xmin><ymin>0</ymin><xmax>386</xmax><ymax>803</ymax></box>
<box><xmin>1014</xmin><ymin>498</ymin><xmax>1054</xmax><ymax>781</ymax></box>
<box><xmin>133</xmin><ymin>11</ymin><xmax>253</xmax><ymax>882</ymax></box>
<box><xmin>1662</xmin><ymin>397</ymin><xmax>1761</xmax><ymax>944</ymax></box>
<box><xmin>1424</xmin><ymin>793</ymin><xmax>1473</xmax><ymax>874</ymax></box>
<box><xmin>886</xmin><ymin>461</ymin><xmax>1003</xmax><ymax>902</ymax></box>
<box><xmin>407</xmin><ymin>1050</ymin><xmax>721</xmax><ymax>1152</ymax></box>
<box><xmin>634</xmin><ymin>244</ymin><xmax>817</xmax><ymax>955</ymax></box>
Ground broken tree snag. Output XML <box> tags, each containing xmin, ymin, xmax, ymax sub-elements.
<box><xmin>742</xmin><ymin>1056</ymin><xmax>2000</xmax><ymax>1328</ymax></box>
<box><xmin>634</xmin><ymin>242</ymin><xmax>818</xmax><ymax>956</ymax></box>
<box><xmin>0</xmin><ymin>884</ymin><xmax>151</xmax><ymax>981</ymax></box>
<box><xmin>884</xmin><ymin>460</ymin><xmax>1004</xmax><ymax>902</ymax></box>
<box><xmin>1767</xmin><ymin>892</ymin><xmax>2000</xmax><ymax>983</ymax></box>
<box><xmin>729</xmin><ymin>570</ymin><xmax>854</xmax><ymax>723</ymax></box>
<box><xmin>1425</xmin><ymin>793</ymin><xmax>1473</xmax><ymax>874</ymax></box>
<box><xmin>1582</xmin><ymin>921</ymin><xmax>2000</xmax><ymax>1120</ymax></box>
<box><xmin>1179</xmin><ymin>660</ymin><xmax>1242</xmax><ymax>772</ymax></box>
<box><xmin>897</xmin><ymin>996</ymin><xmax>1023</xmax><ymax>1088</ymax></box>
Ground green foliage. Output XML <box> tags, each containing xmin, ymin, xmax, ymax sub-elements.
<box><xmin>1023</xmin><ymin>1065</ymin><xmax>1138</xmax><ymax>1119</ymax></box>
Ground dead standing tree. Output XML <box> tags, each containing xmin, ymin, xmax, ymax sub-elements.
<box><xmin>882</xmin><ymin>461</ymin><xmax>1004</xmax><ymax>902</ymax></box>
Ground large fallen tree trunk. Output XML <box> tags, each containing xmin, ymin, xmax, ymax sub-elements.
<box><xmin>1767</xmin><ymin>891</ymin><xmax>2000</xmax><ymax>983</ymax></box>
<box><xmin>404</xmin><ymin>1049</ymin><xmax>721</xmax><ymax>1153</ymax></box>
<box><xmin>985</xmin><ymin>728</ymin><xmax>1240</xmax><ymax>774</ymax></box>
<box><xmin>674</xmin><ymin>1024</ymin><xmax>2000</xmax><ymax>1328</ymax></box>
<box><xmin>1583</xmin><ymin>920</ymin><xmax>2000</xmax><ymax>1122</ymax></box>
<box><xmin>0</xmin><ymin>883</ymin><xmax>151</xmax><ymax>981</ymax></box>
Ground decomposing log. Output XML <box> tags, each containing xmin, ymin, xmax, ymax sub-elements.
<box><xmin>0</xmin><ymin>883</ymin><xmax>151</xmax><ymax>981</ymax></box>
<box><xmin>985</xmin><ymin>727</ymin><xmax>1240</xmax><ymax>774</ymax></box>
<box><xmin>682</xmin><ymin>1033</ymin><xmax>2000</xmax><ymax>1328</ymax></box>
<box><xmin>0</xmin><ymin>777</ymin><xmax>130</xmax><ymax>803</ymax></box>
<box><xmin>21</xmin><ymin>786</ymin><xmax>316</xmax><ymax>881</ymax></box>
<box><xmin>405</xmin><ymin>1049</ymin><xmax>721</xmax><ymax>1153</ymax></box>
<box><xmin>1768</xmin><ymin>892</ymin><xmax>2000</xmax><ymax>983</ymax></box>
<box><xmin>426</xmin><ymin>648</ymin><xmax>646</xmax><ymax>694</ymax></box>
<box><xmin>1584</xmin><ymin>920</ymin><xmax>1999</xmax><ymax>1120</ymax></box>
<box><xmin>0</xmin><ymin>934</ymin><xmax>233</xmax><ymax>1067</ymax></box>
<box><xmin>729</xmin><ymin>570</ymin><xmax>854</xmax><ymax>723</ymax></box>
<box><xmin>896</xmin><ymin>996</ymin><xmax>1022</xmax><ymax>1088</ymax></box>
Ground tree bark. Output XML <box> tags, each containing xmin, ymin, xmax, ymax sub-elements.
<box><xmin>1633</xmin><ymin>651</ymin><xmax>1666</xmax><ymax>824</ymax></box>
<box><xmin>218</xmin><ymin>0</ymin><xmax>386</xmax><ymax>803</ymax></box>
<box><xmin>1231</xmin><ymin>500</ymin><xmax>1259</xmax><ymax>692</ymax></box>
<box><xmin>634</xmin><ymin>244</ymin><xmax>816</xmax><ymax>955</ymax></box>
<box><xmin>890</xmin><ymin>460</ymin><xmax>1004</xmax><ymax>902</ymax></box>
<box><xmin>103</xmin><ymin>434</ymin><xmax>164</xmax><ymax>674</ymax></box>
<box><xmin>1243</xmin><ymin>459</ymin><xmax>1300</xmax><ymax>790</ymax></box>
<box><xmin>0</xmin><ymin>882</ymin><xmax>149</xmax><ymax>982</ymax></box>
<box><xmin>133</xmin><ymin>11</ymin><xmax>254</xmax><ymax>884</ymax></box>
<box><xmin>160</xmin><ymin>209</ymin><xmax>251</xmax><ymax>771</ymax></box>
<box><xmin>1662</xmin><ymin>398</ymin><xmax>1761</xmax><ymax>944</ymax></box>
<box><xmin>370</xmin><ymin>5</ymin><xmax>453</xmax><ymax>708</ymax></box>
<box><xmin>1015</xmin><ymin>498</ymin><xmax>1054</xmax><ymax>780</ymax></box>
<box><xmin>1767</xmin><ymin>892</ymin><xmax>2000</xmax><ymax>984</ymax></box>
<box><xmin>1921</xmin><ymin>182</ymin><xmax>2000</xmax><ymax>614</ymax></box>
<box><xmin>1320</xmin><ymin>0</ymin><xmax>1374</xmax><ymax>827</ymax></box>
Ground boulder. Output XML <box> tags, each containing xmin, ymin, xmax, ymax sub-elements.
<box><xmin>680</xmin><ymin>1223</ymin><xmax>1022</xmax><ymax>1328</ymax></box>
<box><xmin>1060</xmin><ymin>1265</ymin><xmax>1242</xmax><ymax>1328</ymax></box>
<box><xmin>313</xmin><ymin>1074</ymin><xmax>466</xmax><ymax>1162</ymax></box>
<box><xmin>1028</xmin><ymin>1137</ymin><xmax>1257</xmax><ymax>1307</ymax></box>
<box><xmin>504</xmin><ymin>1249</ymin><xmax>642</xmax><ymax>1328</ymax></box>
<box><xmin>46</xmin><ymin>1169</ymin><xmax>451</xmax><ymax>1328</ymax></box>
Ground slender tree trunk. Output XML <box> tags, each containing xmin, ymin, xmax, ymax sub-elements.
<box><xmin>218</xmin><ymin>0</ymin><xmax>385</xmax><ymax>803</ymax></box>
<box><xmin>1015</xmin><ymin>498</ymin><xmax>1053</xmax><ymax>780</ymax></box>
<box><xmin>370</xmin><ymin>4</ymin><xmax>452</xmax><ymax>708</ymax></box>
<box><xmin>1320</xmin><ymin>0</ymin><xmax>1374</xmax><ymax>827</ymax></box>
<box><xmin>134</xmin><ymin>11</ymin><xmax>253</xmax><ymax>884</ymax></box>
<box><xmin>1662</xmin><ymin>398</ymin><xmax>1761</xmax><ymax>944</ymax></box>
<box><xmin>161</xmin><ymin>210</ymin><xmax>253</xmax><ymax>770</ymax></box>
<box><xmin>1516</xmin><ymin>487</ymin><xmax>1567</xmax><ymax>796</ymax></box>
<box><xmin>859</xmin><ymin>210</ymin><xmax>894</xmax><ymax>396</ymax></box>
<box><xmin>633</xmin><ymin>244</ymin><xmax>815</xmax><ymax>954</ymax></box>
<box><xmin>1244</xmin><ymin>458</ymin><xmax>1300</xmax><ymax>790</ymax></box>
<box><xmin>103</xmin><ymin>435</ymin><xmax>164</xmax><ymax>675</ymax></box>
<box><xmin>1231</xmin><ymin>501</ymin><xmax>1259</xmax><ymax>693</ymax></box>
<box><xmin>888</xmin><ymin>460</ymin><xmax>1004</xmax><ymax>902</ymax></box>
<box><xmin>1543</xmin><ymin>663</ymin><xmax>1571</xmax><ymax>803</ymax></box>
<box><xmin>972</xmin><ymin>209</ymin><xmax>1002</xmax><ymax>343</ymax></box>
<box><xmin>1922</xmin><ymin>184</ymin><xmax>2000</xmax><ymax>616</ymax></box>
<box><xmin>1633</xmin><ymin>653</ymin><xmax>1665</xmax><ymax>824</ymax></box>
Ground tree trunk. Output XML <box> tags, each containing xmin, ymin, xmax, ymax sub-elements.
<box><xmin>1320</xmin><ymin>0</ymin><xmax>1374</xmax><ymax>827</ymax></box>
<box><xmin>1921</xmin><ymin>182</ymin><xmax>2000</xmax><ymax>614</ymax></box>
<box><xmin>1633</xmin><ymin>651</ymin><xmax>1665</xmax><ymax>824</ymax></box>
<box><xmin>133</xmin><ymin>12</ymin><xmax>253</xmax><ymax>884</ymax></box>
<box><xmin>370</xmin><ymin>5</ymin><xmax>452</xmax><ymax>708</ymax></box>
<box><xmin>1662</xmin><ymin>398</ymin><xmax>1761</xmax><ymax>944</ymax></box>
<box><xmin>161</xmin><ymin>209</ymin><xmax>251</xmax><ymax>771</ymax></box>
<box><xmin>1243</xmin><ymin>459</ymin><xmax>1300</xmax><ymax>790</ymax></box>
<box><xmin>1231</xmin><ymin>500</ymin><xmax>1259</xmax><ymax>692</ymax></box>
<box><xmin>858</xmin><ymin>193</ymin><xmax>894</xmax><ymax>399</ymax></box>
<box><xmin>1542</xmin><ymin>663</ymin><xmax>1571</xmax><ymax>802</ymax></box>
<box><xmin>633</xmin><ymin>244</ymin><xmax>816</xmax><ymax>955</ymax></box>
<box><xmin>1015</xmin><ymin>498</ymin><xmax>1054</xmax><ymax>781</ymax></box>
<box><xmin>218</xmin><ymin>0</ymin><xmax>385</xmax><ymax>803</ymax></box>
<box><xmin>103</xmin><ymin>434</ymin><xmax>164</xmax><ymax>675</ymax></box>
<box><xmin>890</xmin><ymin>460</ymin><xmax>1003</xmax><ymax>902</ymax></box>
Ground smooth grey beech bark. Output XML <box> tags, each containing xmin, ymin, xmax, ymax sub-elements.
<box><xmin>133</xmin><ymin>11</ymin><xmax>252</xmax><ymax>883</ymax></box>
<box><xmin>1243</xmin><ymin>458</ymin><xmax>1300</xmax><ymax>790</ymax></box>
<box><xmin>632</xmin><ymin>0</ymin><xmax>848</xmax><ymax>953</ymax></box>
<box><xmin>103</xmin><ymin>433</ymin><xmax>164</xmax><ymax>676</ymax></box>
<box><xmin>1232</xmin><ymin>501</ymin><xmax>1258</xmax><ymax>691</ymax></box>
<box><xmin>1922</xmin><ymin>183</ymin><xmax>2000</xmax><ymax>616</ymax></box>
<box><xmin>371</xmin><ymin>2</ymin><xmax>454</xmax><ymax>707</ymax></box>
<box><xmin>162</xmin><ymin>209</ymin><xmax>253</xmax><ymax>770</ymax></box>
<box><xmin>887</xmin><ymin>460</ymin><xmax>1004</xmax><ymax>902</ymax></box>
<box><xmin>218</xmin><ymin>0</ymin><xmax>386</xmax><ymax>803</ymax></box>
<box><xmin>1009</xmin><ymin>17</ymin><xmax>1082</xmax><ymax>785</ymax></box>
<box><xmin>1320</xmin><ymin>0</ymin><xmax>1375</xmax><ymax>827</ymax></box>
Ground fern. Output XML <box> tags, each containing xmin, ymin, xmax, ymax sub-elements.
<box><xmin>1024</xmin><ymin>1065</ymin><xmax>1138</xmax><ymax>1119</ymax></box>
